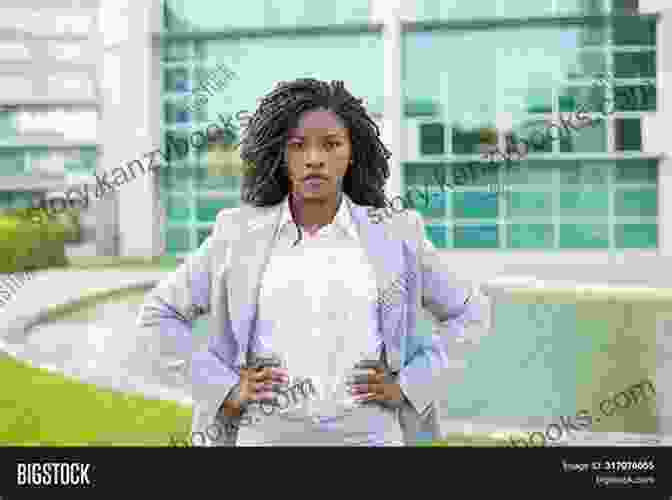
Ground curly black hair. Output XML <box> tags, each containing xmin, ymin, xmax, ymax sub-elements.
<box><xmin>239</xmin><ymin>78</ymin><xmax>390</xmax><ymax>209</ymax></box>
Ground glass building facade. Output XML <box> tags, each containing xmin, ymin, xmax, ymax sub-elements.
<box><xmin>159</xmin><ymin>0</ymin><xmax>380</xmax><ymax>255</ymax></box>
<box><xmin>0</xmin><ymin>5</ymin><xmax>99</xmax><ymax>214</ymax></box>
<box><xmin>158</xmin><ymin>0</ymin><xmax>659</xmax><ymax>256</ymax></box>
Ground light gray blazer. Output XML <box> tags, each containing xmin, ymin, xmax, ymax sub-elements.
<box><xmin>137</xmin><ymin>196</ymin><xmax>488</xmax><ymax>445</ymax></box>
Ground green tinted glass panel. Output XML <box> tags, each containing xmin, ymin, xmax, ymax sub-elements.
<box><xmin>0</xmin><ymin>150</ymin><xmax>25</xmax><ymax>175</ymax></box>
<box><xmin>615</xmin><ymin>118</ymin><xmax>641</xmax><ymax>151</ymax></box>
<box><xmin>425</xmin><ymin>224</ymin><xmax>447</xmax><ymax>249</ymax></box>
<box><xmin>567</xmin><ymin>51</ymin><xmax>606</xmax><ymax>80</ymax></box>
<box><xmin>612</xmin><ymin>0</ymin><xmax>638</xmax><ymax>14</ymax></box>
<box><xmin>404</xmin><ymin>163</ymin><xmax>434</xmax><ymax>189</ymax></box>
<box><xmin>10</xmin><ymin>191</ymin><xmax>34</xmax><ymax>209</ymax></box>
<box><xmin>163</xmin><ymin>0</ymin><xmax>370</xmax><ymax>31</ymax></box>
<box><xmin>405</xmin><ymin>99</ymin><xmax>440</xmax><ymax>117</ymax></box>
<box><xmin>525</xmin><ymin>92</ymin><xmax>553</xmax><ymax>114</ymax></box>
<box><xmin>161</xmin><ymin>165</ymin><xmax>195</xmax><ymax>192</ymax></box>
<box><xmin>560</xmin><ymin>161</ymin><xmax>608</xmax><ymax>186</ymax></box>
<box><xmin>559</xmin><ymin>224</ymin><xmax>609</xmax><ymax>248</ymax></box>
<box><xmin>166</xmin><ymin>195</ymin><xmax>191</xmax><ymax>222</ymax></box>
<box><xmin>559</xmin><ymin>118</ymin><xmax>607</xmax><ymax>153</ymax></box>
<box><xmin>454</xmin><ymin>224</ymin><xmax>498</xmax><ymax>248</ymax></box>
<box><xmin>504</xmin><ymin>161</ymin><xmax>553</xmax><ymax>186</ymax></box>
<box><xmin>509</xmin><ymin>224</ymin><xmax>554</xmax><ymax>249</ymax></box>
<box><xmin>613</xmin><ymin>52</ymin><xmax>655</xmax><ymax>79</ymax></box>
<box><xmin>80</xmin><ymin>148</ymin><xmax>97</xmax><ymax>172</ymax></box>
<box><xmin>517</xmin><ymin>121</ymin><xmax>553</xmax><ymax>153</ymax></box>
<box><xmin>170</xmin><ymin>34</ymin><xmax>382</xmax><ymax>134</ymax></box>
<box><xmin>0</xmin><ymin>110</ymin><xmax>13</xmax><ymax>139</ymax></box>
<box><xmin>452</xmin><ymin>162</ymin><xmax>498</xmax><ymax>187</ymax></box>
<box><xmin>416</xmin><ymin>0</ymin><xmax>603</xmax><ymax>21</ymax></box>
<box><xmin>414</xmin><ymin>0</ymin><xmax>607</xmax><ymax>20</ymax></box>
<box><xmin>197</xmin><ymin>227</ymin><xmax>212</xmax><ymax>247</ymax></box>
<box><xmin>560</xmin><ymin>191</ymin><xmax>609</xmax><ymax>216</ymax></box>
<box><xmin>615</xmin><ymin>224</ymin><xmax>657</xmax><ymax>248</ymax></box>
<box><xmin>162</xmin><ymin>41</ymin><xmax>191</xmax><ymax>62</ymax></box>
<box><xmin>166</xmin><ymin>227</ymin><xmax>192</xmax><ymax>253</ymax></box>
<box><xmin>453</xmin><ymin>192</ymin><xmax>498</xmax><ymax>219</ymax></box>
<box><xmin>404</xmin><ymin>26</ymin><xmax>613</xmax><ymax>160</ymax></box>
<box><xmin>420</xmin><ymin>123</ymin><xmax>445</xmax><ymax>155</ymax></box>
<box><xmin>452</xmin><ymin>127</ymin><xmax>481</xmax><ymax>155</ymax></box>
<box><xmin>614</xmin><ymin>159</ymin><xmax>657</xmax><ymax>184</ymax></box>
<box><xmin>559</xmin><ymin>85</ymin><xmax>606</xmax><ymax>113</ymax></box>
<box><xmin>165</xmin><ymin>67</ymin><xmax>190</xmax><ymax>93</ymax></box>
<box><xmin>614</xmin><ymin>84</ymin><xmax>656</xmax><ymax>112</ymax></box>
<box><xmin>507</xmin><ymin>192</ymin><xmax>553</xmax><ymax>217</ymax></box>
<box><xmin>0</xmin><ymin>192</ymin><xmax>11</xmax><ymax>210</ymax></box>
<box><xmin>196</xmin><ymin>197</ymin><xmax>235</xmax><ymax>222</ymax></box>
<box><xmin>612</xmin><ymin>17</ymin><xmax>656</xmax><ymax>46</ymax></box>
<box><xmin>163</xmin><ymin>132</ymin><xmax>191</xmax><ymax>164</ymax></box>
<box><xmin>408</xmin><ymin>189</ymin><xmax>447</xmax><ymax>218</ymax></box>
<box><xmin>197</xmin><ymin>168</ymin><xmax>236</xmax><ymax>191</ymax></box>
<box><xmin>164</xmin><ymin>102</ymin><xmax>177</xmax><ymax>125</ymax></box>
<box><xmin>614</xmin><ymin>189</ymin><xmax>657</xmax><ymax>217</ymax></box>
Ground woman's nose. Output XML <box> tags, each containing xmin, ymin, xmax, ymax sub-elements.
<box><xmin>304</xmin><ymin>148</ymin><xmax>326</xmax><ymax>166</ymax></box>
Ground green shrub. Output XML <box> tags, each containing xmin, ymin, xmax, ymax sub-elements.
<box><xmin>0</xmin><ymin>209</ymin><xmax>69</xmax><ymax>273</ymax></box>
<box><xmin>52</xmin><ymin>210</ymin><xmax>81</xmax><ymax>243</ymax></box>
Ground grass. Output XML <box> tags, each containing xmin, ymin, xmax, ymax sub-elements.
<box><xmin>0</xmin><ymin>354</ymin><xmax>192</xmax><ymax>446</ymax></box>
<box><xmin>425</xmin><ymin>433</ymin><xmax>512</xmax><ymax>447</ymax></box>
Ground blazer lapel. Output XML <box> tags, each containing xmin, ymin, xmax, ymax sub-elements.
<box><xmin>349</xmin><ymin>204</ymin><xmax>409</xmax><ymax>371</ymax></box>
<box><xmin>226</xmin><ymin>203</ymin><xmax>283</xmax><ymax>367</ymax></box>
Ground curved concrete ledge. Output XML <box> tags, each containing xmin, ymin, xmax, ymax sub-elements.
<box><xmin>2</xmin><ymin>280</ymin><xmax>158</xmax><ymax>344</ymax></box>
<box><xmin>0</xmin><ymin>278</ymin><xmax>196</xmax><ymax>407</ymax></box>
<box><xmin>483</xmin><ymin>276</ymin><xmax>672</xmax><ymax>303</ymax></box>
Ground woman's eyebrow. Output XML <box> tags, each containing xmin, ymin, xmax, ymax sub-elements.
<box><xmin>288</xmin><ymin>130</ymin><xmax>346</xmax><ymax>138</ymax></box>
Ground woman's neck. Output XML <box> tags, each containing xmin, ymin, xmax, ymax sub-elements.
<box><xmin>290</xmin><ymin>191</ymin><xmax>342</xmax><ymax>229</ymax></box>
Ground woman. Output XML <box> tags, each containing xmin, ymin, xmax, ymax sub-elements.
<box><xmin>137</xmin><ymin>78</ymin><xmax>487</xmax><ymax>446</ymax></box>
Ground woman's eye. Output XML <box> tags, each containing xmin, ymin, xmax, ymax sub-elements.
<box><xmin>326</xmin><ymin>141</ymin><xmax>340</xmax><ymax>149</ymax></box>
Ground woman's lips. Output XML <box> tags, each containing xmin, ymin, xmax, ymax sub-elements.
<box><xmin>304</xmin><ymin>178</ymin><xmax>326</xmax><ymax>190</ymax></box>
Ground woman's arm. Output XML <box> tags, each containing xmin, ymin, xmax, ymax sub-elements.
<box><xmin>396</xmin><ymin>210</ymin><xmax>490</xmax><ymax>417</ymax></box>
<box><xmin>136</xmin><ymin>210</ymin><xmax>243</xmax><ymax>442</ymax></box>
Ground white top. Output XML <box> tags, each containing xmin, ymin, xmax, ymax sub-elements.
<box><xmin>236</xmin><ymin>195</ymin><xmax>403</xmax><ymax>446</ymax></box>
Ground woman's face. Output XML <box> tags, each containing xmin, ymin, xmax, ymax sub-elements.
<box><xmin>285</xmin><ymin>108</ymin><xmax>352</xmax><ymax>201</ymax></box>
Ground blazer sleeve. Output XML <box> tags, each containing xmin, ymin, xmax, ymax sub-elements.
<box><xmin>396</xmin><ymin>210</ymin><xmax>491</xmax><ymax>417</ymax></box>
<box><xmin>136</xmin><ymin>210</ymin><xmax>241</xmax><ymax>432</ymax></box>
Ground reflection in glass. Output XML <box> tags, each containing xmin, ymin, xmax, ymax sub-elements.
<box><xmin>615</xmin><ymin>118</ymin><xmax>641</xmax><ymax>151</ymax></box>
<box><xmin>162</xmin><ymin>0</ymin><xmax>370</xmax><ymax>31</ymax></box>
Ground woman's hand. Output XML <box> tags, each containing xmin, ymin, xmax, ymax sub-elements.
<box><xmin>220</xmin><ymin>366</ymin><xmax>289</xmax><ymax>417</ymax></box>
<box><xmin>348</xmin><ymin>366</ymin><xmax>404</xmax><ymax>407</ymax></box>
<box><xmin>240</xmin><ymin>366</ymin><xmax>290</xmax><ymax>405</ymax></box>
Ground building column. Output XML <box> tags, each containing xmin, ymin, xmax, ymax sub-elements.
<box><xmin>98</xmin><ymin>0</ymin><xmax>162</xmax><ymax>258</ymax></box>
<box><xmin>640</xmin><ymin>5</ymin><xmax>671</xmax><ymax>256</ymax></box>
<box><xmin>656</xmin><ymin>9</ymin><xmax>672</xmax><ymax>258</ymax></box>
<box><xmin>374</xmin><ymin>0</ymin><xmax>403</xmax><ymax>200</ymax></box>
